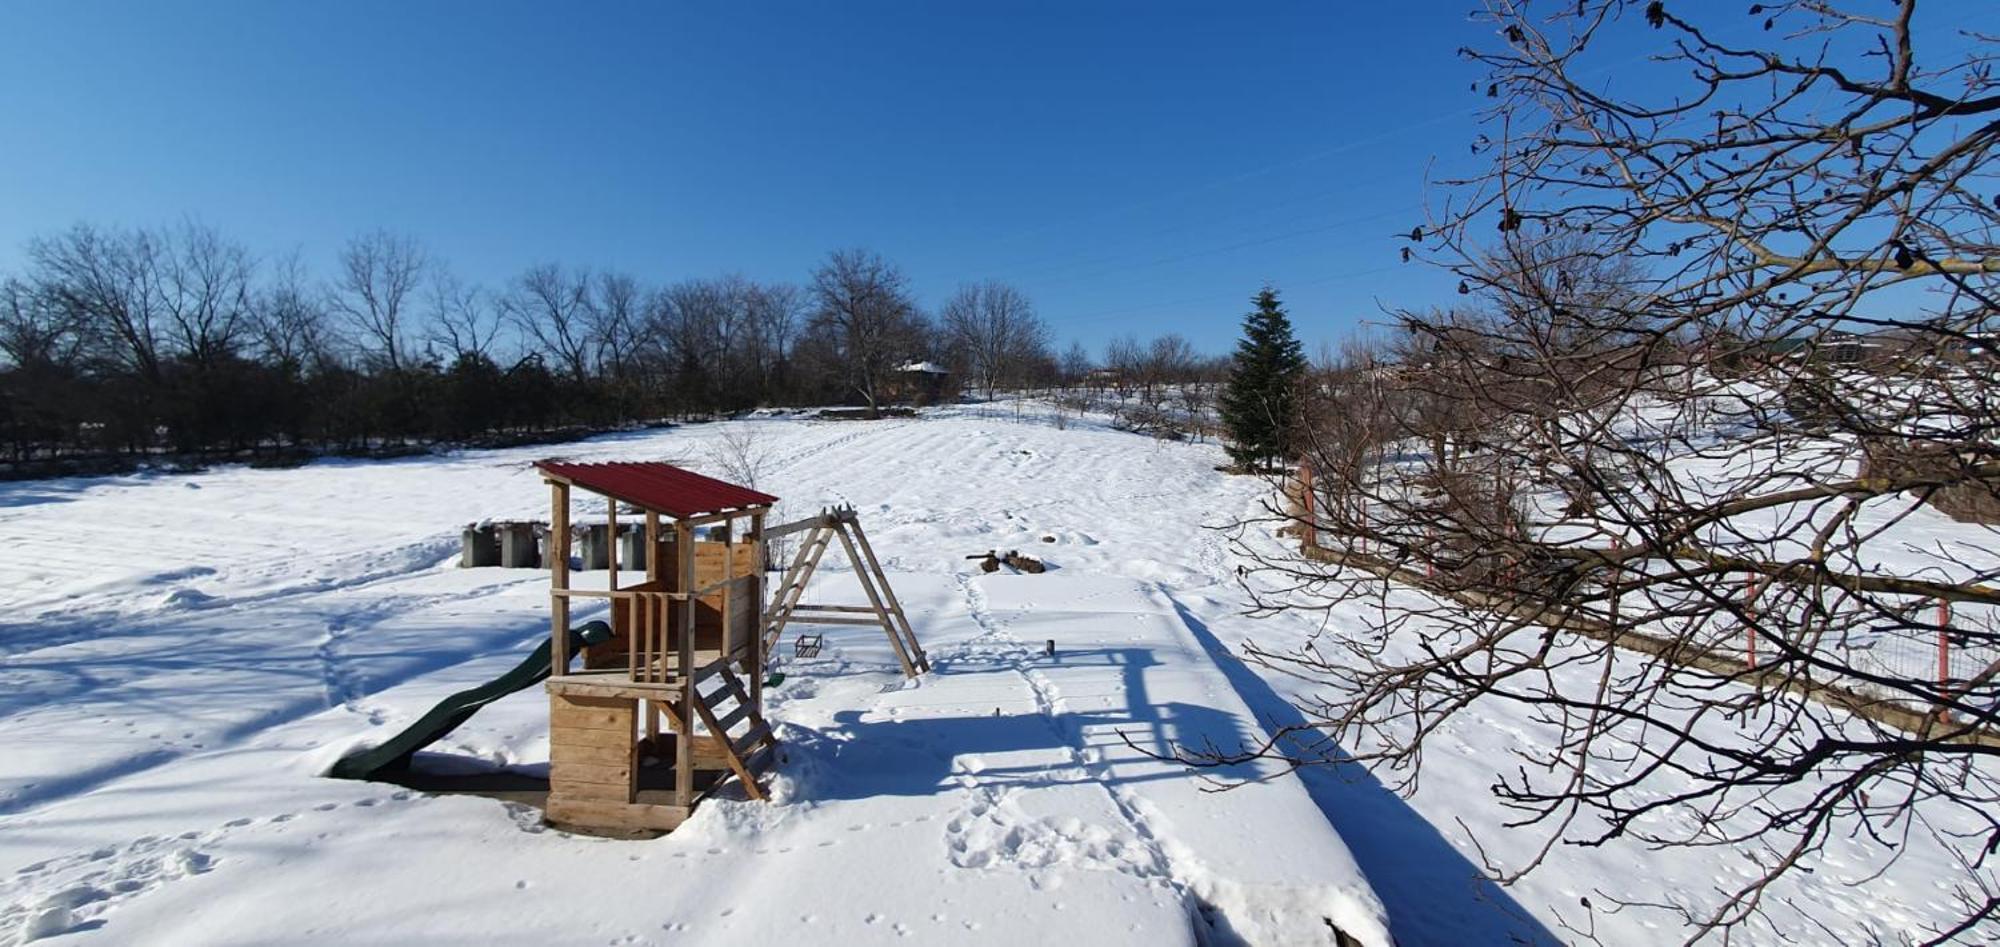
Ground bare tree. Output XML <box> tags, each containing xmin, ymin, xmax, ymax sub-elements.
<box><xmin>706</xmin><ymin>424</ymin><xmax>773</xmax><ymax>491</ymax></box>
<box><xmin>1138</xmin><ymin>333</ymin><xmax>1197</xmax><ymax>417</ymax></box>
<box><xmin>587</xmin><ymin>271</ymin><xmax>643</xmax><ymax>378</ymax></box>
<box><xmin>501</xmin><ymin>262</ymin><xmax>593</xmax><ymax>381</ymax></box>
<box><xmin>648</xmin><ymin>276</ymin><xmax>735</xmax><ymax>410</ymax></box>
<box><xmin>155</xmin><ymin>223</ymin><xmax>254</xmax><ymax>370</ymax></box>
<box><xmin>1059</xmin><ymin>340</ymin><xmax>1093</xmax><ymax>389</ymax></box>
<box><xmin>0</xmin><ymin>278</ymin><xmax>82</xmax><ymax>371</ymax></box>
<box><xmin>745</xmin><ymin>280</ymin><xmax>804</xmax><ymax>400</ymax></box>
<box><xmin>1105</xmin><ymin>333</ymin><xmax>1206</xmax><ymax>439</ymax></box>
<box><xmin>942</xmin><ymin>280</ymin><xmax>1048</xmax><ymax>399</ymax></box>
<box><xmin>426</xmin><ymin>269</ymin><xmax>499</xmax><ymax>361</ymax></box>
<box><xmin>808</xmin><ymin>249</ymin><xmax>924</xmax><ymax>417</ymax></box>
<box><xmin>1054</xmin><ymin>340</ymin><xmax>1097</xmax><ymax>423</ymax></box>
<box><xmin>252</xmin><ymin>252</ymin><xmax>335</xmax><ymax>371</ymax></box>
<box><xmin>1104</xmin><ymin>334</ymin><xmax>1143</xmax><ymax>398</ymax></box>
<box><xmin>29</xmin><ymin>224</ymin><xmax>167</xmax><ymax>384</ymax></box>
<box><xmin>1221</xmin><ymin>3</ymin><xmax>2000</xmax><ymax>941</ymax></box>
<box><xmin>329</xmin><ymin>231</ymin><xmax>427</xmax><ymax>372</ymax></box>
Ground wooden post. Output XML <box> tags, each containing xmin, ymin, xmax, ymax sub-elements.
<box><xmin>550</xmin><ymin>481</ymin><xmax>572</xmax><ymax>676</ymax></box>
<box><xmin>645</xmin><ymin>511</ymin><xmax>660</xmax><ymax>583</ymax></box>
<box><xmin>650</xmin><ymin>594</ymin><xmax>664</xmax><ymax>684</ymax></box>
<box><xmin>645</xmin><ymin>693</ymin><xmax>659</xmax><ymax>749</ymax></box>
<box><xmin>720</xmin><ymin>560</ymin><xmax>735</xmax><ymax>665</ymax></box>
<box><xmin>716</xmin><ymin>513</ymin><xmax>734</xmax><ymax>664</ymax></box>
<box><xmin>645</xmin><ymin>509</ymin><xmax>662</xmax><ymax>741</ymax></box>
<box><xmin>607</xmin><ymin>496</ymin><xmax>620</xmax><ymax>592</ymax></box>
<box><xmin>749</xmin><ymin>510</ymin><xmax>766</xmax><ymax>707</ymax></box>
<box><xmin>676</xmin><ymin>519</ymin><xmax>696</xmax><ymax>807</ymax></box>
<box><xmin>1938</xmin><ymin>597</ymin><xmax>1952</xmax><ymax>702</ymax></box>
<box><xmin>834</xmin><ymin>522</ymin><xmax>918</xmax><ymax>678</ymax></box>
<box><xmin>848</xmin><ymin>513</ymin><xmax>928</xmax><ymax>672</ymax></box>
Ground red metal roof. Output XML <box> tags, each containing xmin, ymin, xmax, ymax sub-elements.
<box><xmin>535</xmin><ymin>461</ymin><xmax>778</xmax><ymax>520</ymax></box>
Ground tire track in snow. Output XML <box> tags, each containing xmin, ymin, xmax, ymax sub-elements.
<box><xmin>762</xmin><ymin>420</ymin><xmax>913</xmax><ymax>480</ymax></box>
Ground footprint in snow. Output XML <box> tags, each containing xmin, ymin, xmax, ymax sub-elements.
<box><xmin>0</xmin><ymin>836</ymin><xmax>218</xmax><ymax>941</ymax></box>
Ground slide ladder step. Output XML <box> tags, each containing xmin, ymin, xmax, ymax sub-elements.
<box><xmin>711</xmin><ymin>702</ymin><xmax>752</xmax><ymax>736</ymax></box>
<box><xmin>688</xmin><ymin>662</ymin><xmax>777</xmax><ymax>801</ymax></box>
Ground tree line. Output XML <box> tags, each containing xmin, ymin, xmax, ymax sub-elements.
<box><xmin>0</xmin><ymin>225</ymin><xmax>1217</xmax><ymax>471</ymax></box>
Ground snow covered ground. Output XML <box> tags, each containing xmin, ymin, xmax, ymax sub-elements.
<box><xmin>0</xmin><ymin>404</ymin><xmax>1979</xmax><ymax>944</ymax></box>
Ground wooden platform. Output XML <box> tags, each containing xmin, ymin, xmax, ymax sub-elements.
<box><xmin>545</xmin><ymin>795</ymin><xmax>690</xmax><ymax>832</ymax></box>
<box><xmin>546</xmin><ymin>671</ymin><xmax>685</xmax><ymax>701</ymax></box>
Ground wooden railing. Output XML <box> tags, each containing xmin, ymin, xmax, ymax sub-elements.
<box><xmin>552</xmin><ymin>573</ymin><xmax>758</xmax><ymax>685</ymax></box>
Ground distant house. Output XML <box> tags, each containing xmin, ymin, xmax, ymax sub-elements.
<box><xmin>1826</xmin><ymin>330</ymin><xmax>1872</xmax><ymax>365</ymax></box>
<box><xmin>889</xmin><ymin>360</ymin><xmax>952</xmax><ymax>405</ymax></box>
<box><xmin>1767</xmin><ymin>330</ymin><xmax>1894</xmax><ymax>366</ymax></box>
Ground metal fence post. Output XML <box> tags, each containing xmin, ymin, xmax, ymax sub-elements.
<box><xmin>1744</xmin><ymin>577</ymin><xmax>1760</xmax><ymax>669</ymax></box>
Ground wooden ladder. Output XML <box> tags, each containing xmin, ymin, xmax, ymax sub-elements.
<box><xmin>761</xmin><ymin>519</ymin><xmax>836</xmax><ymax>656</ymax></box>
<box><xmin>688</xmin><ymin>659</ymin><xmax>778</xmax><ymax>801</ymax></box>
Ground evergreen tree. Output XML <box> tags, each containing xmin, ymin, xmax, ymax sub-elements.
<box><xmin>1219</xmin><ymin>287</ymin><xmax>1307</xmax><ymax>471</ymax></box>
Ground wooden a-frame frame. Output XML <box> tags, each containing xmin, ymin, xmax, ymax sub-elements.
<box><xmin>761</xmin><ymin>505</ymin><xmax>930</xmax><ymax>678</ymax></box>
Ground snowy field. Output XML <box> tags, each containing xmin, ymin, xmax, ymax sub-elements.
<box><xmin>0</xmin><ymin>405</ymin><xmax>1981</xmax><ymax>944</ymax></box>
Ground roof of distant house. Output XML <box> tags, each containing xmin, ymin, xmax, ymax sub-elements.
<box><xmin>534</xmin><ymin>461</ymin><xmax>777</xmax><ymax>520</ymax></box>
<box><xmin>899</xmin><ymin>361</ymin><xmax>948</xmax><ymax>374</ymax></box>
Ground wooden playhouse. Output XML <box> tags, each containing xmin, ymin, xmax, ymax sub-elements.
<box><xmin>535</xmin><ymin>460</ymin><xmax>782</xmax><ymax>833</ymax></box>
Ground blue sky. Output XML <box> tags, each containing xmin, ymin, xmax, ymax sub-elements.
<box><xmin>2</xmin><ymin>3</ymin><xmax>1550</xmax><ymax>354</ymax></box>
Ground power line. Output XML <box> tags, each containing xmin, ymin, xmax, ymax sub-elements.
<box><xmin>973</xmin><ymin>105</ymin><xmax>1478</xmax><ymax>259</ymax></box>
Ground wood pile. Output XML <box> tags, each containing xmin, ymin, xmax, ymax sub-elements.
<box><xmin>965</xmin><ymin>549</ymin><xmax>1047</xmax><ymax>574</ymax></box>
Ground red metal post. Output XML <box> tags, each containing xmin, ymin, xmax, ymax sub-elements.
<box><xmin>1938</xmin><ymin>598</ymin><xmax>1952</xmax><ymax>693</ymax></box>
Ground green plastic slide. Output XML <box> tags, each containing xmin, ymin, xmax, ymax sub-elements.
<box><xmin>329</xmin><ymin>620</ymin><xmax>614</xmax><ymax>780</ymax></box>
